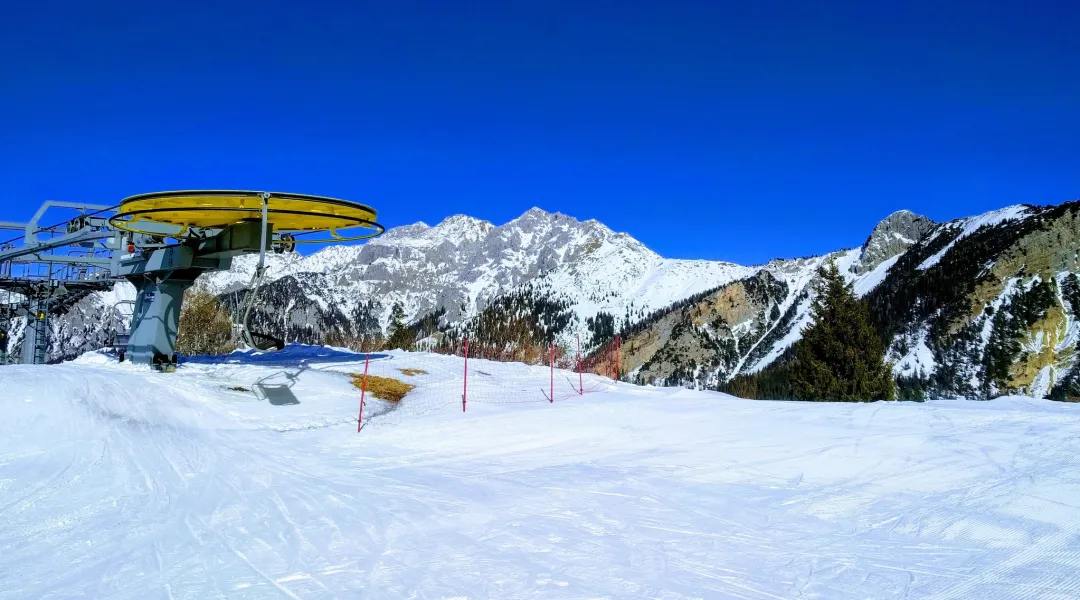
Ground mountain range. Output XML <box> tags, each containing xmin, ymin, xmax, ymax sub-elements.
<box><xmin>26</xmin><ymin>199</ymin><xmax>1080</xmax><ymax>400</ymax></box>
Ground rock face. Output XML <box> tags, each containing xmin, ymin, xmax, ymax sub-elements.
<box><xmin>621</xmin><ymin>271</ymin><xmax>789</xmax><ymax>388</ymax></box>
<box><xmin>857</xmin><ymin>210</ymin><xmax>935</xmax><ymax>273</ymax></box>
<box><xmin>569</xmin><ymin>201</ymin><xmax>1080</xmax><ymax>400</ymax></box>
<box><xmin>869</xmin><ymin>202</ymin><xmax>1080</xmax><ymax>399</ymax></box>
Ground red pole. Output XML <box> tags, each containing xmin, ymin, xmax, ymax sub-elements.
<box><xmin>615</xmin><ymin>335</ymin><xmax>620</xmax><ymax>382</ymax></box>
<box><xmin>357</xmin><ymin>353</ymin><xmax>370</xmax><ymax>432</ymax></box>
<box><xmin>462</xmin><ymin>337</ymin><xmax>469</xmax><ymax>412</ymax></box>
<box><xmin>577</xmin><ymin>333</ymin><xmax>583</xmax><ymax>395</ymax></box>
<box><xmin>610</xmin><ymin>338</ymin><xmax>616</xmax><ymax>381</ymax></box>
<box><xmin>549</xmin><ymin>341</ymin><xmax>555</xmax><ymax>402</ymax></box>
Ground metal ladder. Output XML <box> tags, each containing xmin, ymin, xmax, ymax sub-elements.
<box><xmin>30</xmin><ymin>301</ymin><xmax>49</xmax><ymax>364</ymax></box>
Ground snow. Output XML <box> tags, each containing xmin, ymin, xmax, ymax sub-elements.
<box><xmin>5</xmin><ymin>351</ymin><xmax>1080</xmax><ymax>598</ymax></box>
<box><xmin>893</xmin><ymin>327</ymin><xmax>938</xmax><ymax>376</ymax></box>
<box><xmin>62</xmin><ymin>207</ymin><xmax>908</xmax><ymax>375</ymax></box>
<box><xmin>1055</xmin><ymin>270</ymin><xmax>1080</xmax><ymax>354</ymax></box>
<box><xmin>853</xmin><ymin>253</ymin><xmax>900</xmax><ymax>297</ymax></box>
<box><xmin>197</xmin><ymin>206</ymin><xmax>764</xmax><ymax>337</ymax></box>
<box><xmin>554</xmin><ymin>254</ymin><xmax>758</xmax><ymax>340</ymax></box>
<box><xmin>85</xmin><ymin>280</ymin><xmax>137</xmax><ymax>311</ymax></box>
<box><xmin>917</xmin><ymin>205</ymin><xmax>1030</xmax><ymax>271</ymax></box>
<box><xmin>832</xmin><ymin>247</ymin><xmax>863</xmax><ymax>276</ymax></box>
<box><xmin>742</xmin><ymin>250</ymin><xmax>867</xmax><ymax>375</ymax></box>
<box><xmin>746</xmin><ymin>292</ymin><xmax>814</xmax><ymax>373</ymax></box>
<box><xmin>374</xmin><ymin>214</ymin><xmax>494</xmax><ymax>248</ymax></box>
<box><xmin>1028</xmin><ymin>365</ymin><xmax>1056</xmax><ymax>399</ymax></box>
<box><xmin>189</xmin><ymin>206</ymin><xmax>771</xmax><ymax>344</ymax></box>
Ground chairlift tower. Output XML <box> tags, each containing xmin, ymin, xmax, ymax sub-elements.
<box><xmin>0</xmin><ymin>191</ymin><xmax>384</xmax><ymax>367</ymax></box>
<box><xmin>0</xmin><ymin>202</ymin><xmax>119</xmax><ymax>364</ymax></box>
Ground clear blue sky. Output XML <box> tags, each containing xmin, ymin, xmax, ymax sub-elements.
<box><xmin>2</xmin><ymin>0</ymin><xmax>1078</xmax><ymax>265</ymax></box>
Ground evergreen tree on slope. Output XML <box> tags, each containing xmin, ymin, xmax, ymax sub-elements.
<box><xmin>791</xmin><ymin>262</ymin><xmax>895</xmax><ymax>401</ymax></box>
<box><xmin>386</xmin><ymin>301</ymin><xmax>414</xmax><ymax>350</ymax></box>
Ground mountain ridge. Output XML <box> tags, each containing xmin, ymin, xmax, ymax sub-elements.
<box><xmin>22</xmin><ymin>200</ymin><xmax>1080</xmax><ymax>400</ymax></box>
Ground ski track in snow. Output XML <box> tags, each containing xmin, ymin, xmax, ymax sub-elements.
<box><xmin>3</xmin><ymin>352</ymin><xmax>1080</xmax><ymax>599</ymax></box>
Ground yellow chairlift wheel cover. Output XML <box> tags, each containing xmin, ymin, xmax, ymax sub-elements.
<box><xmin>109</xmin><ymin>190</ymin><xmax>382</xmax><ymax>241</ymax></box>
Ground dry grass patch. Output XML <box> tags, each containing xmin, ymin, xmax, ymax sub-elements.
<box><xmin>398</xmin><ymin>368</ymin><xmax>428</xmax><ymax>377</ymax></box>
<box><xmin>351</xmin><ymin>374</ymin><xmax>415</xmax><ymax>402</ymax></box>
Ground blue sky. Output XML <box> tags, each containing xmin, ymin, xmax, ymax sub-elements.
<box><xmin>2</xmin><ymin>0</ymin><xmax>1078</xmax><ymax>265</ymax></box>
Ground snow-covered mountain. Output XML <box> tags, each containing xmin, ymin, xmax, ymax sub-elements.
<box><xmin>717</xmin><ymin>201</ymin><xmax>1080</xmax><ymax>400</ymax></box>
<box><xmin>27</xmin><ymin>200</ymin><xmax>1080</xmax><ymax>399</ymax></box>
<box><xmin>609</xmin><ymin>215</ymin><xmax>936</xmax><ymax>389</ymax></box>
<box><xmin>200</xmin><ymin>207</ymin><xmax>757</xmax><ymax>338</ymax></box>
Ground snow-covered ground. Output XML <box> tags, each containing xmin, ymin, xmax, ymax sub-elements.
<box><xmin>3</xmin><ymin>351</ymin><xmax>1080</xmax><ymax>599</ymax></box>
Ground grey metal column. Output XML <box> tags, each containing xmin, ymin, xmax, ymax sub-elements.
<box><xmin>127</xmin><ymin>275</ymin><xmax>197</xmax><ymax>365</ymax></box>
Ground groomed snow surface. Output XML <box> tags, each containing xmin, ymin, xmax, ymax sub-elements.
<box><xmin>4</xmin><ymin>349</ymin><xmax>1080</xmax><ymax>599</ymax></box>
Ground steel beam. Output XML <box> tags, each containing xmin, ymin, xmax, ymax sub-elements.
<box><xmin>5</xmin><ymin>255</ymin><xmax>114</xmax><ymax>266</ymax></box>
<box><xmin>0</xmin><ymin>229</ymin><xmax>114</xmax><ymax>263</ymax></box>
<box><xmin>25</xmin><ymin>201</ymin><xmax>111</xmax><ymax>244</ymax></box>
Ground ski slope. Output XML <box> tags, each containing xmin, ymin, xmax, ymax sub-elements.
<box><xmin>3</xmin><ymin>351</ymin><xmax>1080</xmax><ymax>599</ymax></box>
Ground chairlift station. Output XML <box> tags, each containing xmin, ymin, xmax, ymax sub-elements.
<box><xmin>0</xmin><ymin>191</ymin><xmax>383</xmax><ymax>367</ymax></box>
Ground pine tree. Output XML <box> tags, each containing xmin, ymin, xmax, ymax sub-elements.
<box><xmin>386</xmin><ymin>302</ymin><xmax>414</xmax><ymax>350</ymax></box>
<box><xmin>791</xmin><ymin>262</ymin><xmax>895</xmax><ymax>401</ymax></box>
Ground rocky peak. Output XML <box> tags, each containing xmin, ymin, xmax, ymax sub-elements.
<box><xmin>373</xmin><ymin>216</ymin><xmax>493</xmax><ymax>248</ymax></box>
<box><xmin>522</xmin><ymin>206</ymin><xmax>551</xmax><ymax>217</ymax></box>
<box><xmin>503</xmin><ymin>207</ymin><xmax>561</xmax><ymax>232</ymax></box>
<box><xmin>430</xmin><ymin>214</ymin><xmax>495</xmax><ymax>244</ymax></box>
<box><xmin>857</xmin><ymin>210</ymin><xmax>934</xmax><ymax>273</ymax></box>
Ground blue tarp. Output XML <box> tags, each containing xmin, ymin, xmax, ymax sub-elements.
<box><xmin>181</xmin><ymin>344</ymin><xmax>388</xmax><ymax>367</ymax></box>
